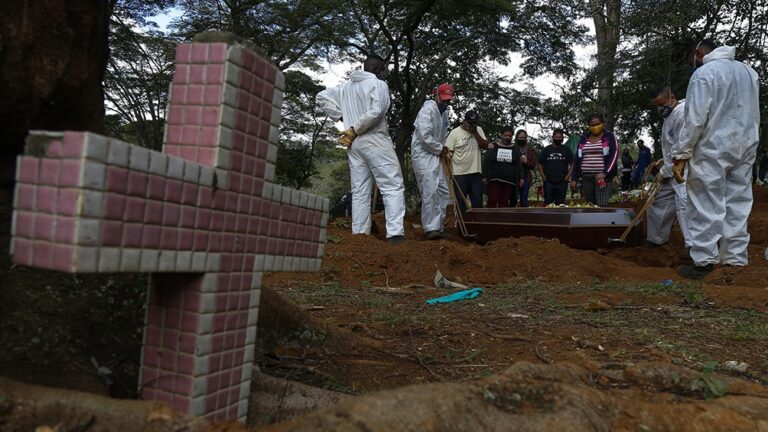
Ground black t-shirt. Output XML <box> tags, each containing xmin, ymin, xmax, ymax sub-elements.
<box><xmin>538</xmin><ymin>145</ymin><xmax>574</xmax><ymax>184</ymax></box>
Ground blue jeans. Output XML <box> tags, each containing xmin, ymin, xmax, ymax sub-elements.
<box><xmin>511</xmin><ymin>176</ymin><xmax>530</xmax><ymax>207</ymax></box>
<box><xmin>453</xmin><ymin>173</ymin><xmax>484</xmax><ymax>213</ymax></box>
<box><xmin>544</xmin><ymin>181</ymin><xmax>568</xmax><ymax>205</ymax></box>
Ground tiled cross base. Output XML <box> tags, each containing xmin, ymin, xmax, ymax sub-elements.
<box><xmin>10</xmin><ymin>41</ymin><xmax>329</xmax><ymax>422</ymax></box>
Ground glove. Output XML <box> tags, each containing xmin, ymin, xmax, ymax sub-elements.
<box><xmin>338</xmin><ymin>127</ymin><xmax>357</xmax><ymax>148</ymax></box>
<box><xmin>672</xmin><ymin>159</ymin><xmax>687</xmax><ymax>183</ymax></box>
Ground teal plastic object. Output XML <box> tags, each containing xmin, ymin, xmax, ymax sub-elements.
<box><xmin>425</xmin><ymin>288</ymin><xmax>484</xmax><ymax>305</ymax></box>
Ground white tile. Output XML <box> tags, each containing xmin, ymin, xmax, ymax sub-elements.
<box><xmin>199</xmin><ymin>166</ymin><xmax>214</xmax><ymax>187</ymax></box>
<box><xmin>250</xmin><ymin>273</ymin><xmax>262</xmax><ymax>289</ymax></box>
<box><xmin>74</xmin><ymin>246</ymin><xmax>99</xmax><ymax>272</ymax></box>
<box><xmin>274</xmin><ymin>69</ymin><xmax>285</xmax><ymax>91</ymax></box>
<box><xmin>223</xmin><ymin>83</ymin><xmax>238</xmax><ymax>108</ymax></box>
<box><xmin>300</xmin><ymin>258</ymin><xmax>309</xmax><ymax>272</ymax></box>
<box><xmin>268</xmin><ymin>125</ymin><xmax>279</xmax><ymax>145</ymax></box>
<box><xmin>158</xmin><ymin>250</ymin><xmax>176</xmax><ymax>272</ymax></box>
<box><xmin>224</xmin><ymin>63</ymin><xmax>241</xmax><ymax>86</ymax></box>
<box><xmin>139</xmin><ymin>249</ymin><xmax>160</xmax><ymax>272</ymax></box>
<box><xmin>213</xmin><ymin>169</ymin><xmax>228</xmax><ymax>190</ymax></box>
<box><xmin>273</xmin><ymin>255</ymin><xmax>285</xmax><ymax>271</ymax></box>
<box><xmin>197</xmin><ymin>312</ymin><xmax>213</xmax><ymax>335</ymax></box>
<box><xmin>311</xmin><ymin>258</ymin><xmax>322</xmax><ymax>271</ymax></box>
<box><xmin>120</xmin><ymin>248</ymin><xmax>141</xmax><ymax>272</ymax></box>
<box><xmin>245</xmin><ymin>326</ymin><xmax>257</xmax><ymax>345</ymax></box>
<box><xmin>270</xmin><ymin>106</ymin><xmax>281</xmax><ymax>127</ymax></box>
<box><xmin>220</xmin><ymin>105</ymin><xmax>235</xmax><ymax>129</ymax></box>
<box><xmin>10</xmin><ymin>212</ymin><xmax>18</xmax><ymax>240</ymax></box>
<box><xmin>319</xmin><ymin>228</ymin><xmax>327</xmax><ymax>243</ymax></box>
<box><xmin>175</xmin><ymin>251</ymin><xmax>192</xmax><ymax>272</ymax></box>
<box><xmin>272</xmin><ymin>184</ymin><xmax>284</xmax><ymax>203</ymax></box>
<box><xmin>191</xmin><ymin>376</ymin><xmax>207</xmax><ymax>399</ymax></box>
<box><xmin>264</xmin><ymin>255</ymin><xmax>275</xmax><ymax>270</ymax></box>
<box><xmin>243</xmin><ymin>343</ymin><xmax>256</xmax><ymax>363</ymax></box>
<box><xmin>193</xmin><ymin>354</ymin><xmax>209</xmax><ymax>377</ymax></box>
<box><xmin>80</xmin><ymin>190</ymin><xmax>104</xmax><ymax>218</ymax></box>
<box><xmin>81</xmin><ymin>160</ymin><xmax>106</xmax><ymax>191</ymax></box>
<box><xmin>167</xmin><ymin>156</ymin><xmax>184</xmax><ymax>179</ymax></box>
<box><xmin>291</xmin><ymin>189</ymin><xmax>301</xmax><ymax>207</ymax></box>
<box><xmin>107</xmin><ymin>139</ymin><xmax>129</xmax><ymax>167</ymax></box>
<box><xmin>317</xmin><ymin>243</ymin><xmax>325</xmax><ymax>258</ymax></box>
<box><xmin>148</xmin><ymin>151</ymin><xmax>168</xmax><ymax>176</ymax></box>
<box><xmin>200</xmin><ymin>293</ymin><xmax>216</xmax><ymax>313</ymax></box>
<box><xmin>252</xmin><ymin>255</ymin><xmax>265</xmax><ymax>272</ymax></box>
<box><xmin>76</xmin><ymin>219</ymin><xmax>101</xmax><ymax>245</ymax></box>
<box><xmin>217</xmin><ymin>149</ymin><xmax>230</xmax><ymax>170</ymax></box>
<box><xmin>217</xmin><ymin>126</ymin><xmax>232</xmax><ymax>150</ymax></box>
<box><xmin>189</xmin><ymin>396</ymin><xmax>205</xmax><ymax>417</ymax></box>
<box><xmin>321</xmin><ymin>197</ymin><xmax>329</xmax><ymax>212</ymax></box>
<box><xmin>306</xmin><ymin>194</ymin><xmax>316</xmax><ymax>211</ymax></box>
<box><xmin>320</xmin><ymin>211</ymin><xmax>329</xmax><ymax>227</ymax></box>
<box><xmin>191</xmin><ymin>251</ymin><xmax>207</xmax><ymax>272</ymax></box>
<box><xmin>227</xmin><ymin>45</ymin><xmax>243</xmax><ymax>66</ymax></box>
<box><xmin>237</xmin><ymin>401</ymin><xmax>248</xmax><ymax>423</ymax></box>
<box><xmin>261</xmin><ymin>182</ymin><xmax>273</xmax><ymax>200</ymax></box>
<box><xmin>183</xmin><ymin>161</ymin><xmax>200</xmax><ymax>183</ymax></box>
<box><xmin>238</xmin><ymin>379</ymin><xmax>252</xmax><ymax>401</ymax></box>
<box><xmin>272</xmin><ymin>87</ymin><xmax>284</xmax><ymax>110</ymax></box>
<box><xmin>98</xmin><ymin>247</ymin><xmax>121</xmax><ymax>272</ymax></box>
<box><xmin>205</xmin><ymin>253</ymin><xmax>220</xmax><ymax>272</ymax></box>
<box><xmin>195</xmin><ymin>334</ymin><xmax>212</xmax><ymax>357</ymax></box>
<box><xmin>280</xmin><ymin>186</ymin><xmax>292</xmax><ymax>204</ymax></box>
<box><xmin>83</xmin><ymin>133</ymin><xmax>110</xmax><ymax>162</ymax></box>
<box><xmin>265</xmin><ymin>163</ymin><xmax>276</xmax><ymax>182</ymax></box>
<box><xmin>129</xmin><ymin>145</ymin><xmax>150</xmax><ymax>172</ymax></box>
<box><xmin>299</xmin><ymin>191</ymin><xmax>309</xmax><ymax>208</ymax></box>
<box><xmin>200</xmin><ymin>273</ymin><xmax>218</xmax><ymax>293</ymax></box>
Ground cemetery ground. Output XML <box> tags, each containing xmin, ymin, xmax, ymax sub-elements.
<box><xmin>1</xmin><ymin>184</ymin><xmax>767</xmax><ymax>430</ymax></box>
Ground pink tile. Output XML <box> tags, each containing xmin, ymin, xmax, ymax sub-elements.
<box><xmin>221</xmin><ymin>233</ymin><xmax>234</xmax><ymax>251</ymax></box>
<box><xmin>145</xmin><ymin>326</ymin><xmax>163</xmax><ymax>347</ymax></box>
<box><xmin>140</xmin><ymin>367</ymin><xmax>159</xmax><ymax>389</ymax></box>
<box><xmin>196</xmin><ymin>209</ymin><xmax>212</xmax><ymax>229</ymax></box>
<box><xmin>145</xmin><ymin>201</ymin><xmax>164</xmax><ymax>224</ymax></box>
<box><xmin>233</xmin><ymin>132</ymin><xmax>246</xmax><ymax>153</ymax></box>
<box><xmin>173</xmin><ymin>64</ymin><xmax>190</xmax><ymax>84</ymax></box>
<box><xmin>242</xmin><ymin>50</ymin><xmax>255</xmax><ymax>71</ymax></box>
<box><xmin>172</xmin><ymin>396</ymin><xmax>190</xmax><ymax>414</ymax></box>
<box><xmin>199</xmin><ymin>127</ymin><xmax>218</xmax><ymax>147</ymax></box>
<box><xmin>264</xmin><ymin>63</ymin><xmax>277</xmax><ymax>84</ymax></box>
<box><xmin>143</xmin><ymin>346</ymin><xmax>161</xmax><ymax>368</ymax></box>
<box><xmin>221</xmin><ymin>351</ymin><xmax>234</xmax><ymax>369</ymax></box>
<box><xmin>170</xmin><ymin>84</ymin><xmax>187</xmax><ymax>104</ymax></box>
<box><xmin>209</xmin><ymin>43</ymin><xmax>227</xmax><ymax>63</ymax></box>
<box><xmin>127</xmin><ymin>171</ymin><xmax>148</xmax><ymax>196</ymax></box>
<box><xmin>160</xmin><ymin>227</ymin><xmax>179</xmax><ymax>249</ymax></box>
<box><xmin>142</xmin><ymin>225</ymin><xmax>161</xmax><ymax>249</ymax></box>
<box><xmin>226</xmin><ymin>192</ymin><xmax>239</xmax><ymax>212</ymax></box>
<box><xmin>180</xmin><ymin>311</ymin><xmax>200</xmax><ymax>333</ymax></box>
<box><xmin>39</xmin><ymin>159</ymin><xmax>60</xmax><ymax>185</ymax></box>
<box><xmin>202</xmin><ymin>107</ymin><xmax>219</xmax><ymax>127</ymax></box>
<box><xmin>191</xmin><ymin>43</ymin><xmax>208</xmax><ymax>63</ymax></box>
<box><xmin>239</xmin><ymin>71</ymin><xmax>253</xmax><ymax>92</ymax></box>
<box><xmin>104</xmin><ymin>193</ymin><xmax>126</xmax><ymax>220</ymax></box>
<box><xmin>208</xmin><ymin>233</ymin><xmax>221</xmax><ymax>251</ymax></box>
<box><xmin>212</xmin><ymin>191</ymin><xmax>226</xmax><ymax>211</ymax></box>
<box><xmin>245</xmin><ymin>235</ymin><xmax>257</xmax><ymax>252</ymax></box>
<box><xmin>190</xmin><ymin>65</ymin><xmax>206</xmax><ymax>84</ymax></box>
<box><xmin>181</xmin><ymin>183</ymin><xmax>199</xmax><ymax>205</ymax></box>
<box><xmin>13</xmin><ymin>212</ymin><xmax>34</xmax><ymax>238</ymax></box>
<box><xmin>184</xmin><ymin>291</ymin><xmax>202</xmax><ymax>310</ymax></box>
<box><xmin>166</xmin><ymin>126</ymin><xmax>183</xmax><ymax>145</ymax></box>
<box><xmin>199</xmin><ymin>148</ymin><xmax>215</xmax><ymax>166</ymax></box>
<box><xmin>262</xmin><ymin>82</ymin><xmax>274</xmax><ymax>104</ymax></box>
<box><xmin>165</xmin><ymin>144</ymin><xmax>182</xmax><ymax>158</ymax></box>
<box><xmin>175</xmin><ymin>376</ymin><xmax>193</xmax><ymax>395</ymax></box>
<box><xmin>228</xmin><ymin>173</ymin><xmax>241</xmax><ymax>193</ymax></box>
<box><xmin>198</xmin><ymin>188</ymin><xmax>213</xmax><ymax>208</ymax></box>
<box><xmin>62</xmin><ymin>132</ymin><xmax>86</xmax><ymax>158</ymax></box>
<box><xmin>45</xmin><ymin>140</ymin><xmax>64</xmax><ymax>157</ymax></box>
<box><xmin>167</xmin><ymin>105</ymin><xmax>184</xmax><ymax>125</ymax></box>
<box><xmin>179</xmin><ymin>334</ymin><xmax>197</xmax><ymax>355</ymax></box>
<box><xmin>178</xmin><ymin>229</ymin><xmax>193</xmax><ymax>250</ymax></box>
<box><xmin>101</xmin><ymin>221</ymin><xmax>123</xmax><ymax>246</ymax></box>
<box><xmin>31</xmin><ymin>241</ymin><xmax>54</xmax><ymax>269</ymax></box>
<box><xmin>181</xmin><ymin>146</ymin><xmax>198</xmax><ymax>163</ymax></box>
<box><xmin>177</xmin><ymin>354</ymin><xmax>194</xmax><ymax>375</ymax></box>
<box><xmin>182</xmin><ymin>126</ymin><xmax>199</xmax><ymax>146</ymax></box>
<box><xmin>54</xmin><ymin>216</ymin><xmax>76</xmax><ymax>243</ymax></box>
<box><xmin>160</xmin><ymin>349</ymin><xmax>177</xmax><ymax>371</ymax></box>
<box><xmin>180</xmin><ymin>207</ymin><xmax>196</xmax><ymax>228</ymax></box>
<box><xmin>11</xmin><ymin>238</ymin><xmax>33</xmax><ymax>266</ymax></box>
<box><xmin>124</xmin><ymin>197</ymin><xmax>146</xmax><ymax>222</ymax></box>
<box><xmin>33</xmin><ymin>214</ymin><xmax>55</xmax><ymax>241</ymax></box>
<box><xmin>17</xmin><ymin>156</ymin><xmax>39</xmax><ymax>184</ymax></box>
<box><xmin>236</xmin><ymin>90</ymin><xmax>249</xmax><ymax>111</ymax></box>
<box><xmin>184</xmin><ymin>106</ymin><xmax>202</xmax><ymax>124</ymax></box>
<box><xmin>175</xmin><ymin>43</ymin><xmax>192</xmax><ymax>64</ymax></box>
<box><xmin>193</xmin><ymin>231</ymin><xmax>209</xmax><ymax>250</ymax></box>
<box><xmin>162</xmin><ymin>203</ymin><xmax>181</xmax><ymax>226</ymax></box>
<box><xmin>204</xmin><ymin>85</ymin><xmax>222</xmax><ymax>106</ymax></box>
<box><xmin>206</xmin><ymin>375</ymin><xmax>221</xmax><ymax>396</ymax></box>
<box><xmin>36</xmin><ymin>187</ymin><xmax>57</xmax><ymax>214</ymax></box>
<box><xmin>230</xmin><ymin>154</ymin><xmax>242</xmax><ymax>172</ymax></box>
<box><xmin>165</xmin><ymin>179</ymin><xmax>183</xmax><ymax>203</ymax></box>
<box><xmin>242</xmin><ymin>156</ymin><xmax>255</xmax><ymax>176</ymax></box>
<box><xmin>206</xmin><ymin>65</ymin><xmax>224</xmax><ymax>85</ymax></box>
<box><xmin>59</xmin><ymin>160</ymin><xmax>82</xmax><ymax>187</ymax></box>
<box><xmin>123</xmin><ymin>223</ymin><xmax>143</xmax><ymax>248</ymax></box>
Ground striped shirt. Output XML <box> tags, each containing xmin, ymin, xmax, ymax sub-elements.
<box><xmin>581</xmin><ymin>140</ymin><xmax>604</xmax><ymax>173</ymax></box>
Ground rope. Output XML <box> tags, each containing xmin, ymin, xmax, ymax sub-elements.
<box><xmin>441</xmin><ymin>155</ymin><xmax>471</xmax><ymax>238</ymax></box>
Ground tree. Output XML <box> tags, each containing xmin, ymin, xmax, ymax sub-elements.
<box><xmin>589</xmin><ymin>0</ymin><xmax>621</xmax><ymax>129</ymax></box>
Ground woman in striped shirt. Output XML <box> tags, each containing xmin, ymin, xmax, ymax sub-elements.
<box><xmin>570</xmin><ymin>113</ymin><xmax>619</xmax><ymax>206</ymax></box>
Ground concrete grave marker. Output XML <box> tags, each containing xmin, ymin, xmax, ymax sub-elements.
<box><xmin>10</xmin><ymin>42</ymin><xmax>328</xmax><ymax>421</ymax></box>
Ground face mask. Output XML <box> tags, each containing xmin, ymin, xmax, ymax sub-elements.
<box><xmin>658</xmin><ymin>105</ymin><xmax>673</xmax><ymax>118</ymax></box>
<box><xmin>553</xmin><ymin>139</ymin><xmax>564</xmax><ymax>146</ymax></box>
<box><xmin>589</xmin><ymin>124</ymin><xmax>604</xmax><ymax>135</ymax></box>
<box><xmin>376</xmin><ymin>69</ymin><xmax>388</xmax><ymax>80</ymax></box>
<box><xmin>502</xmin><ymin>137</ymin><xmax>512</xmax><ymax>144</ymax></box>
<box><xmin>516</xmin><ymin>139</ymin><xmax>527</xmax><ymax>146</ymax></box>
<box><xmin>438</xmin><ymin>100</ymin><xmax>450</xmax><ymax>113</ymax></box>
<box><xmin>692</xmin><ymin>41</ymin><xmax>702</xmax><ymax>72</ymax></box>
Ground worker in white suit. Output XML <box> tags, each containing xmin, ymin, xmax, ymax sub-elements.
<box><xmin>316</xmin><ymin>55</ymin><xmax>406</xmax><ymax>245</ymax></box>
<box><xmin>647</xmin><ymin>85</ymin><xmax>692</xmax><ymax>250</ymax></box>
<box><xmin>672</xmin><ymin>40</ymin><xmax>760</xmax><ymax>279</ymax></box>
<box><xmin>411</xmin><ymin>83</ymin><xmax>454</xmax><ymax>240</ymax></box>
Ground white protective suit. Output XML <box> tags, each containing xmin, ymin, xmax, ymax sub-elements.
<box><xmin>316</xmin><ymin>71</ymin><xmax>405</xmax><ymax>238</ymax></box>
<box><xmin>672</xmin><ymin>46</ymin><xmax>760</xmax><ymax>266</ymax></box>
<box><xmin>646</xmin><ymin>100</ymin><xmax>692</xmax><ymax>248</ymax></box>
<box><xmin>411</xmin><ymin>100</ymin><xmax>450</xmax><ymax>233</ymax></box>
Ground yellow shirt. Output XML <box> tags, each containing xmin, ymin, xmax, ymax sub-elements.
<box><xmin>446</xmin><ymin>126</ymin><xmax>487</xmax><ymax>175</ymax></box>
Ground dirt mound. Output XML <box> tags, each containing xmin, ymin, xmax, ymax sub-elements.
<box><xmin>262</xmin><ymin>361</ymin><xmax>768</xmax><ymax>432</ymax></box>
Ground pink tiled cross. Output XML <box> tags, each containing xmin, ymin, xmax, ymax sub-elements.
<box><xmin>10</xmin><ymin>42</ymin><xmax>328</xmax><ymax>422</ymax></box>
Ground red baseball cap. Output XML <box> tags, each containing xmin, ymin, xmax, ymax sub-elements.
<box><xmin>435</xmin><ymin>83</ymin><xmax>454</xmax><ymax>100</ymax></box>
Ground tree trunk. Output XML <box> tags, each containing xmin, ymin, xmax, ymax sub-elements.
<box><xmin>0</xmin><ymin>0</ymin><xmax>109</xmax><ymax>178</ymax></box>
<box><xmin>589</xmin><ymin>0</ymin><xmax>621</xmax><ymax>130</ymax></box>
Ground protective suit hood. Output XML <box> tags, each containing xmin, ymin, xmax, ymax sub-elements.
<box><xmin>703</xmin><ymin>46</ymin><xmax>736</xmax><ymax>64</ymax></box>
<box><xmin>350</xmin><ymin>70</ymin><xmax>377</xmax><ymax>82</ymax></box>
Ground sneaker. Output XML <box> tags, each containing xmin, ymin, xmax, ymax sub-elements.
<box><xmin>425</xmin><ymin>230</ymin><xmax>443</xmax><ymax>240</ymax></box>
<box><xmin>387</xmin><ymin>235</ymin><xmax>405</xmax><ymax>245</ymax></box>
<box><xmin>676</xmin><ymin>263</ymin><xmax>714</xmax><ymax>280</ymax></box>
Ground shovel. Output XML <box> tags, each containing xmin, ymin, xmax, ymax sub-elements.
<box><xmin>607</xmin><ymin>160</ymin><xmax>664</xmax><ymax>248</ymax></box>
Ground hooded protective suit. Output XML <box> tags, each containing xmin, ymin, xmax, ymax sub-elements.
<box><xmin>411</xmin><ymin>100</ymin><xmax>450</xmax><ymax>233</ymax></box>
<box><xmin>672</xmin><ymin>46</ymin><xmax>760</xmax><ymax>265</ymax></box>
<box><xmin>316</xmin><ymin>71</ymin><xmax>405</xmax><ymax>238</ymax></box>
<box><xmin>647</xmin><ymin>100</ymin><xmax>692</xmax><ymax>248</ymax></box>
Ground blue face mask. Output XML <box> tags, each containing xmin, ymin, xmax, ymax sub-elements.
<box><xmin>438</xmin><ymin>100</ymin><xmax>450</xmax><ymax>113</ymax></box>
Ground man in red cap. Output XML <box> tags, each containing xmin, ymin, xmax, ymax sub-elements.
<box><xmin>411</xmin><ymin>84</ymin><xmax>454</xmax><ymax>239</ymax></box>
